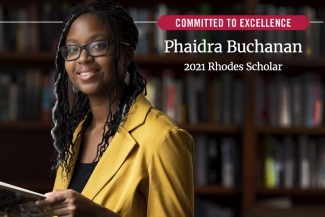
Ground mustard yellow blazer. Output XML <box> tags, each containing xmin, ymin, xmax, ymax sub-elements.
<box><xmin>53</xmin><ymin>93</ymin><xmax>194</xmax><ymax>217</ymax></box>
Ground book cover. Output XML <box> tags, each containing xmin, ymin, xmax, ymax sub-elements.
<box><xmin>209</xmin><ymin>76</ymin><xmax>221</xmax><ymax>124</ymax></box>
<box><xmin>154</xmin><ymin>3</ymin><xmax>167</xmax><ymax>55</ymax></box>
<box><xmin>194</xmin><ymin>134</ymin><xmax>208</xmax><ymax>185</ymax></box>
<box><xmin>41</xmin><ymin>73</ymin><xmax>52</xmax><ymax>122</ymax></box>
<box><xmin>186</xmin><ymin>73</ymin><xmax>198</xmax><ymax>124</ymax></box>
<box><xmin>283</xmin><ymin>136</ymin><xmax>294</xmax><ymax>189</ymax></box>
<box><xmin>196</xmin><ymin>73</ymin><xmax>209</xmax><ymax>123</ymax></box>
<box><xmin>175</xmin><ymin>78</ymin><xmax>185</xmax><ymax>124</ymax></box>
<box><xmin>206</xmin><ymin>138</ymin><xmax>221</xmax><ymax>184</ymax></box>
<box><xmin>220</xmin><ymin>72</ymin><xmax>233</xmax><ymax>125</ymax></box>
<box><xmin>220</xmin><ymin>137</ymin><xmax>236</xmax><ymax>187</ymax></box>
<box><xmin>232</xmin><ymin>78</ymin><xmax>243</xmax><ymax>125</ymax></box>
<box><xmin>291</xmin><ymin>75</ymin><xmax>303</xmax><ymax>126</ymax></box>
<box><xmin>264</xmin><ymin>135</ymin><xmax>276</xmax><ymax>188</ymax></box>
<box><xmin>298</xmin><ymin>135</ymin><xmax>310</xmax><ymax>188</ymax></box>
<box><xmin>0</xmin><ymin>2</ymin><xmax>4</xmax><ymax>51</ymax></box>
<box><xmin>162</xmin><ymin>69</ymin><xmax>176</xmax><ymax>121</ymax></box>
<box><xmin>0</xmin><ymin>181</ymin><xmax>52</xmax><ymax>217</ymax></box>
<box><xmin>254</xmin><ymin>74</ymin><xmax>266</xmax><ymax>126</ymax></box>
<box><xmin>0</xmin><ymin>73</ymin><xmax>11</xmax><ymax>121</ymax></box>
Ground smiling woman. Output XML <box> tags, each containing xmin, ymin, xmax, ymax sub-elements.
<box><xmin>4</xmin><ymin>1</ymin><xmax>195</xmax><ymax>217</ymax></box>
<box><xmin>62</xmin><ymin>13</ymin><xmax>129</xmax><ymax>97</ymax></box>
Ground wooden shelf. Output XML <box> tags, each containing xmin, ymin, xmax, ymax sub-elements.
<box><xmin>179</xmin><ymin>123</ymin><xmax>241</xmax><ymax>133</ymax></box>
<box><xmin>256</xmin><ymin>126</ymin><xmax>325</xmax><ymax>135</ymax></box>
<box><xmin>136</xmin><ymin>54</ymin><xmax>241</xmax><ymax>64</ymax></box>
<box><xmin>0</xmin><ymin>121</ymin><xmax>52</xmax><ymax>130</ymax></box>
<box><xmin>0</xmin><ymin>121</ymin><xmax>242</xmax><ymax>133</ymax></box>
<box><xmin>7</xmin><ymin>52</ymin><xmax>325</xmax><ymax>66</ymax></box>
<box><xmin>255</xmin><ymin>57</ymin><xmax>325</xmax><ymax>67</ymax></box>
<box><xmin>257</xmin><ymin>188</ymin><xmax>325</xmax><ymax>196</ymax></box>
<box><xmin>0</xmin><ymin>52</ymin><xmax>55</xmax><ymax>62</ymax></box>
<box><xmin>246</xmin><ymin>206</ymin><xmax>325</xmax><ymax>217</ymax></box>
<box><xmin>0</xmin><ymin>52</ymin><xmax>240</xmax><ymax>64</ymax></box>
<box><xmin>195</xmin><ymin>185</ymin><xmax>241</xmax><ymax>195</ymax></box>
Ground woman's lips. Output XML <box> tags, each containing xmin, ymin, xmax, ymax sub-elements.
<box><xmin>76</xmin><ymin>69</ymin><xmax>99</xmax><ymax>81</ymax></box>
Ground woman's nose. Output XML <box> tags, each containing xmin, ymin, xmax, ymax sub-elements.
<box><xmin>77</xmin><ymin>49</ymin><xmax>93</xmax><ymax>63</ymax></box>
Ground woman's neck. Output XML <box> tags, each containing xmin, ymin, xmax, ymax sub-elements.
<box><xmin>87</xmin><ymin>87</ymin><xmax>124</xmax><ymax>130</ymax></box>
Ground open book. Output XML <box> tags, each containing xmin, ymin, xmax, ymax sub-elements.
<box><xmin>0</xmin><ymin>181</ymin><xmax>52</xmax><ymax>217</ymax></box>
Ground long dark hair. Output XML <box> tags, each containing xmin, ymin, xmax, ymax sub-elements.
<box><xmin>51</xmin><ymin>0</ymin><xmax>146</xmax><ymax>177</ymax></box>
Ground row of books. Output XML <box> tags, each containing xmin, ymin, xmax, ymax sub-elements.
<box><xmin>0</xmin><ymin>1</ymin><xmax>244</xmax><ymax>54</ymax></box>
<box><xmin>195</xmin><ymin>197</ymin><xmax>234</xmax><ymax>217</ymax></box>
<box><xmin>129</xmin><ymin>2</ymin><xmax>244</xmax><ymax>55</ymax></box>
<box><xmin>0</xmin><ymin>1</ymin><xmax>81</xmax><ymax>52</ymax></box>
<box><xmin>4</xmin><ymin>69</ymin><xmax>321</xmax><ymax>127</ymax></box>
<box><xmin>254</xmin><ymin>4</ymin><xmax>323</xmax><ymax>59</ymax></box>
<box><xmin>260</xmin><ymin>135</ymin><xmax>325</xmax><ymax>189</ymax></box>
<box><xmin>0</xmin><ymin>68</ymin><xmax>244</xmax><ymax>125</ymax></box>
<box><xmin>1</xmin><ymin>2</ymin><xmax>323</xmax><ymax>58</ymax></box>
<box><xmin>0</xmin><ymin>69</ymin><xmax>55</xmax><ymax>122</ymax></box>
<box><xmin>255</xmin><ymin>72</ymin><xmax>324</xmax><ymax>128</ymax></box>
<box><xmin>143</xmin><ymin>70</ymin><xmax>244</xmax><ymax>125</ymax></box>
<box><xmin>193</xmin><ymin>134</ymin><xmax>240</xmax><ymax>187</ymax></box>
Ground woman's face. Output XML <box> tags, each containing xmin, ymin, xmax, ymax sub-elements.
<box><xmin>64</xmin><ymin>13</ymin><xmax>131</xmax><ymax>97</ymax></box>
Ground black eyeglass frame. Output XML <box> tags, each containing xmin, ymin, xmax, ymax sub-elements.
<box><xmin>59</xmin><ymin>40</ymin><xmax>130</xmax><ymax>61</ymax></box>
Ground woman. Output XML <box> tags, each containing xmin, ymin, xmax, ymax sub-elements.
<box><xmin>29</xmin><ymin>1</ymin><xmax>193</xmax><ymax>217</ymax></box>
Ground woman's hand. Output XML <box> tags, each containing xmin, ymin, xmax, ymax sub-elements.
<box><xmin>35</xmin><ymin>189</ymin><xmax>120</xmax><ymax>217</ymax></box>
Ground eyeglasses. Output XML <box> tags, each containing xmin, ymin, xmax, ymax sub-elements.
<box><xmin>59</xmin><ymin>40</ymin><xmax>130</xmax><ymax>61</ymax></box>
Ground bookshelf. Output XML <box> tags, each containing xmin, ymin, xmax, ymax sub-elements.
<box><xmin>0</xmin><ymin>0</ymin><xmax>324</xmax><ymax>216</ymax></box>
<box><xmin>0</xmin><ymin>52</ymin><xmax>54</xmax><ymax>62</ymax></box>
<box><xmin>0</xmin><ymin>0</ymin><xmax>79</xmax><ymax>197</ymax></box>
<box><xmin>247</xmin><ymin>0</ymin><xmax>325</xmax><ymax>216</ymax></box>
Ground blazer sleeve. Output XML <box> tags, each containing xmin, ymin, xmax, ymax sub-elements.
<box><xmin>146</xmin><ymin>128</ymin><xmax>194</xmax><ymax>217</ymax></box>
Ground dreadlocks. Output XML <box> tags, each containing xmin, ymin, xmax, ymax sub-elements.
<box><xmin>51</xmin><ymin>0</ymin><xmax>147</xmax><ymax>178</ymax></box>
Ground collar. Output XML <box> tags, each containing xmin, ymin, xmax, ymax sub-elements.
<box><xmin>119</xmin><ymin>92</ymin><xmax>152</xmax><ymax>132</ymax></box>
<box><xmin>55</xmin><ymin>92</ymin><xmax>152</xmax><ymax>190</ymax></box>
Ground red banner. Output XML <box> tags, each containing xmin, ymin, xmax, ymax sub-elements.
<box><xmin>157</xmin><ymin>15</ymin><xmax>310</xmax><ymax>30</ymax></box>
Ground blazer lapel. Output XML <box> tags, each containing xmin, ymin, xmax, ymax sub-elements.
<box><xmin>81</xmin><ymin>126</ymin><xmax>136</xmax><ymax>200</ymax></box>
<box><xmin>80</xmin><ymin>93</ymin><xmax>151</xmax><ymax>199</ymax></box>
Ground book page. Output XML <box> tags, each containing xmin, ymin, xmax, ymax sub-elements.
<box><xmin>0</xmin><ymin>181</ymin><xmax>52</xmax><ymax>217</ymax></box>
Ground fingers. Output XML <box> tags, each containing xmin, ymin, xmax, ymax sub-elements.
<box><xmin>42</xmin><ymin>205</ymin><xmax>70</xmax><ymax>216</ymax></box>
<box><xmin>36</xmin><ymin>190</ymin><xmax>68</xmax><ymax>206</ymax></box>
<box><xmin>45</xmin><ymin>206</ymin><xmax>70</xmax><ymax>216</ymax></box>
<box><xmin>43</xmin><ymin>201</ymin><xmax>67</xmax><ymax>212</ymax></box>
<box><xmin>45</xmin><ymin>189</ymin><xmax>65</xmax><ymax>197</ymax></box>
<box><xmin>35</xmin><ymin>189</ymin><xmax>79</xmax><ymax>216</ymax></box>
<box><xmin>35</xmin><ymin>189</ymin><xmax>89</xmax><ymax>216</ymax></box>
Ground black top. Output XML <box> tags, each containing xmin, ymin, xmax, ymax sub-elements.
<box><xmin>69</xmin><ymin>161</ymin><xmax>98</xmax><ymax>193</ymax></box>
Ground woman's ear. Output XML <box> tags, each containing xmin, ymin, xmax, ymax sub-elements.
<box><xmin>123</xmin><ymin>46</ymin><xmax>134</xmax><ymax>69</ymax></box>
